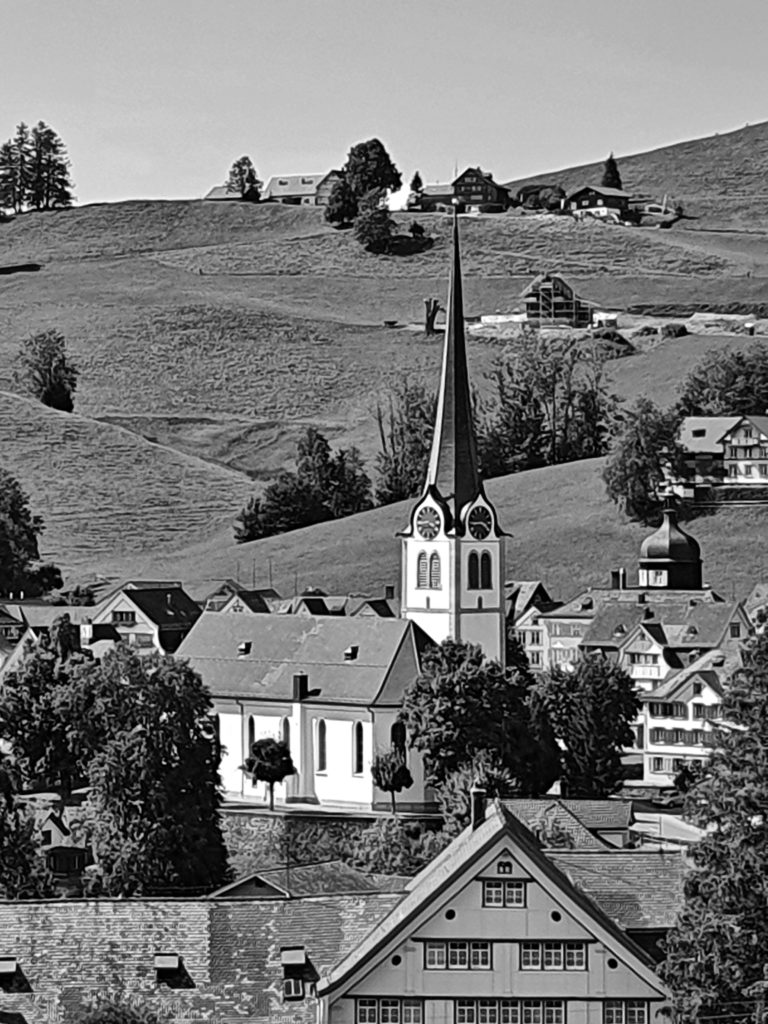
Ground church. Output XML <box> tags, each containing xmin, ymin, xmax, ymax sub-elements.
<box><xmin>177</xmin><ymin>212</ymin><xmax>508</xmax><ymax>809</ymax></box>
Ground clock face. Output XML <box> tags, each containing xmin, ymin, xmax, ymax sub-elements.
<box><xmin>416</xmin><ymin>506</ymin><xmax>441</xmax><ymax>540</ymax></box>
<box><xmin>468</xmin><ymin>505</ymin><xmax>492</xmax><ymax>539</ymax></box>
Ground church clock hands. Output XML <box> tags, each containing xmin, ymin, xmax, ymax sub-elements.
<box><xmin>468</xmin><ymin>506</ymin><xmax>492</xmax><ymax>539</ymax></box>
<box><xmin>416</xmin><ymin>506</ymin><xmax>440</xmax><ymax>540</ymax></box>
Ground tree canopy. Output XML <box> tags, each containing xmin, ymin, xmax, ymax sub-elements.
<box><xmin>601</xmin><ymin>152</ymin><xmax>622</xmax><ymax>190</ymax></box>
<box><xmin>0</xmin><ymin>468</ymin><xmax>62</xmax><ymax>598</ymax></box>
<box><xmin>0</xmin><ymin>755</ymin><xmax>56</xmax><ymax>899</ymax></box>
<box><xmin>375</xmin><ymin>380</ymin><xmax>436</xmax><ymax>504</ymax></box>
<box><xmin>324</xmin><ymin>175</ymin><xmax>358</xmax><ymax>227</ymax></box>
<box><xmin>242</xmin><ymin>737</ymin><xmax>295</xmax><ymax>811</ymax></box>
<box><xmin>677</xmin><ymin>346</ymin><xmax>768</xmax><ymax>417</ymax></box>
<box><xmin>234</xmin><ymin>427</ymin><xmax>372</xmax><ymax>542</ymax></box>
<box><xmin>14</xmin><ymin>328</ymin><xmax>79</xmax><ymax>412</ymax></box>
<box><xmin>226</xmin><ymin>155</ymin><xmax>261</xmax><ymax>201</ymax></box>
<box><xmin>370</xmin><ymin>747</ymin><xmax>413</xmax><ymax>815</ymax></box>
<box><xmin>660</xmin><ymin>632</ymin><xmax>768</xmax><ymax>1023</ymax></box>
<box><xmin>0</xmin><ymin>121</ymin><xmax>74</xmax><ymax>213</ymax></box>
<box><xmin>399</xmin><ymin>638</ymin><xmax>560</xmax><ymax>794</ymax></box>
<box><xmin>531</xmin><ymin>653</ymin><xmax>639</xmax><ymax>797</ymax></box>
<box><xmin>344</xmin><ymin>138</ymin><xmax>402</xmax><ymax>201</ymax></box>
<box><xmin>353</xmin><ymin>188</ymin><xmax>396</xmax><ymax>253</ymax></box>
<box><xmin>602</xmin><ymin>397</ymin><xmax>686</xmax><ymax>522</ymax></box>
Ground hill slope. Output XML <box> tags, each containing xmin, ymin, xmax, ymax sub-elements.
<box><xmin>506</xmin><ymin>120</ymin><xmax>768</xmax><ymax>228</ymax></box>
<box><xmin>93</xmin><ymin>457</ymin><xmax>768</xmax><ymax>604</ymax></box>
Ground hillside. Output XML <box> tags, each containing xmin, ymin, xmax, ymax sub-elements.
<box><xmin>0</xmin><ymin>393</ymin><xmax>253</xmax><ymax>573</ymax></box>
<box><xmin>89</xmin><ymin>457</ymin><xmax>768</xmax><ymax>606</ymax></box>
<box><xmin>506</xmin><ymin>120</ymin><xmax>768</xmax><ymax>228</ymax></box>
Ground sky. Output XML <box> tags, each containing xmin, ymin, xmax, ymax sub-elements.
<box><xmin>4</xmin><ymin>0</ymin><xmax>768</xmax><ymax>206</ymax></box>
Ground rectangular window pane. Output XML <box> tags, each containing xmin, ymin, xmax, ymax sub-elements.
<box><xmin>500</xmin><ymin>1002</ymin><xmax>520</xmax><ymax>1024</ymax></box>
<box><xmin>425</xmin><ymin>941</ymin><xmax>446</xmax><ymax>968</ymax></box>
<box><xmin>523</xmin><ymin>1002</ymin><xmax>543</xmax><ymax>1024</ymax></box>
<box><xmin>403</xmin><ymin>1001</ymin><xmax>422</xmax><ymax>1024</ymax></box>
<box><xmin>543</xmin><ymin>942</ymin><xmax>563</xmax><ymax>969</ymax></box>
<box><xmin>479</xmin><ymin>1001</ymin><xmax>499</xmax><ymax>1024</ymax></box>
<box><xmin>358</xmin><ymin>1000</ymin><xmax>378</xmax><ymax>1024</ymax></box>
<box><xmin>521</xmin><ymin>943</ymin><xmax>541</xmax><ymax>969</ymax></box>
<box><xmin>471</xmin><ymin>942</ymin><xmax>491</xmax><ymax>969</ymax></box>
<box><xmin>505</xmin><ymin>881</ymin><xmax>526</xmax><ymax>906</ymax></box>
<box><xmin>449</xmin><ymin>941</ymin><xmax>469</xmax><ymax>968</ymax></box>
<box><xmin>458</xmin><ymin>1002</ymin><xmax>477</xmax><ymax>1024</ymax></box>
<box><xmin>544</xmin><ymin>1003</ymin><xmax>564</xmax><ymax>1024</ymax></box>
<box><xmin>484</xmin><ymin>880</ymin><xmax>504</xmax><ymax>906</ymax></box>
<box><xmin>565</xmin><ymin>942</ymin><xmax>586</xmax><ymax>969</ymax></box>
<box><xmin>380</xmin><ymin>1000</ymin><xmax>400</xmax><ymax>1024</ymax></box>
<box><xmin>626</xmin><ymin>1003</ymin><xmax>647</xmax><ymax>1024</ymax></box>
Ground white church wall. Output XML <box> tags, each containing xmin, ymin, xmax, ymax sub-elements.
<box><xmin>215</xmin><ymin>701</ymin><xmax>245</xmax><ymax>796</ymax></box>
<box><xmin>311</xmin><ymin>713</ymin><xmax>373</xmax><ymax>807</ymax></box>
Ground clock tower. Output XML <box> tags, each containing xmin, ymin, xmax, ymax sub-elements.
<box><xmin>400</xmin><ymin>210</ymin><xmax>507</xmax><ymax>665</ymax></box>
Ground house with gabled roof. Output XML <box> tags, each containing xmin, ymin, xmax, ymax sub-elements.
<box><xmin>519</xmin><ymin>273</ymin><xmax>597</xmax><ymax>327</ymax></box>
<box><xmin>91</xmin><ymin>581</ymin><xmax>201</xmax><ymax>653</ymax></box>
<box><xmin>318</xmin><ymin>796</ymin><xmax>673</xmax><ymax>1023</ymax></box>
<box><xmin>176</xmin><ymin>612</ymin><xmax>434</xmax><ymax>809</ymax></box>
<box><xmin>668</xmin><ymin>415</ymin><xmax>768</xmax><ymax>502</ymax></box>
<box><xmin>567</xmin><ymin>186</ymin><xmax>631</xmax><ymax>221</ymax></box>
<box><xmin>452</xmin><ymin>167</ymin><xmax>511</xmax><ymax>210</ymax></box>
<box><xmin>262</xmin><ymin>170</ymin><xmax>343</xmax><ymax>206</ymax></box>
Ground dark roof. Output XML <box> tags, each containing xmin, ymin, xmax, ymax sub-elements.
<box><xmin>568</xmin><ymin>185</ymin><xmax>631</xmax><ymax>200</ymax></box>
<box><xmin>176</xmin><ymin>612</ymin><xmax>427</xmax><ymax>705</ymax></box>
<box><xmin>424</xmin><ymin>211</ymin><xmax>482</xmax><ymax>520</ymax></box>
<box><xmin>125</xmin><ymin>586</ymin><xmax>202</xmax><ymax>628</ymax></box>
<box><xmin>502</xmin><ymin>800</ymin><xmax>608</xmax><ymax>849</ymax></box>
<box><xmin>640</xmin><ymin>509</ymin><xmax>701</xmax><ymax>564</ymax></box>
<box><xmin>559</xmin><ymin>800</ymin><xmax>633</xmax><ymax>830</ymax></box>
<box><xmin>211</xmin><ymin>861</ymin><xmax>385</xmax><ymax>899</ymax></box>
<box><xmin>550</xmin><ymin>850</ymin><xmax>686</xmax><ymax>929</ymax></box>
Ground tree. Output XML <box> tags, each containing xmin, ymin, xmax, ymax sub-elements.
<box><xmin>72</xmin><ymin>996</ymin><xmax>163</xmax><ymax>1024</ymax></box>
<box><xmin>602</xmin><ymin>397</ymin><xmax>686</xmax><ymax>522</ymax></box>
<box><xmin>530</xmin><ymin>653</ymin><xmax>639</xmax><ymax>797</ymax></box>
<box><xmin>0</xmin><ymin>123</ymin><xmax>32</xmax><ymax>213</ymax></box>
<box><xmin>677</xmin><ymin>346</ymin><xmax>768</xmax><ymax>417</ymax></box>
<box><xmin>0</xmin><ymin>617</ymin><xmax>88</xmax><ymax>798</ymax></box>
<box><xmin>0</xmin><ymin>755</ymin><xmax>56</xmax><ymax>898</ymax></box>
<box><xmin>371</xmin><ymin>747</ymin><xmax>413</xmax><ymax>815</ymax></box>
<box><xmin>350</xmin><ymin>816</ymin><xmax>448</xmax><ymax>875</ymax></box>
<box><xmin>601</xmin><ymin>152</ymin><xmax>622</xmax><ymax>190</ymax></box>
<box><xmin>399</xmin><ymin>638</ymin><xmax>560</xmax><ymax>794</ymax></box>
<box><xmin>375</xmin><ymin>380</ymin><xmax>436</xmax><ymax>504</ymax></box>
<box><xmin>226</xmin><ymin>155</ymin><xmax>261</xmax><ymax>201</ymax></box>
<box><xmin>324</xmin><ymin>175</ymin><xmax>358</xmax><ymax>227</ymax></box>
<box><xmin>234</xmin><ymin>427</ymin><xmax>372</xmax><ymax>542</ymax></box>
<box><xmin>410</xmin><ymin>171</ymin><xmax>423</xmax><ymax>194</ymax></box>
<box><xmin>343</xmin><ymin>138</ymin><xmax>402</xmax><ymax>201</ymax></box>
<box><xmin>14</xmin><ymin>328</ymin><xmax>78</xmax><ymax>412</ymax></box>
<box><xmin>353</xmin><ymin>188</ymin><xmax>395</xmax><ymax>253</ymax></box>
<box><xmin>436</xmin><ymin>752</ymin><xmax>517</xmax><ymax>837</ymax></box>
<box><xmin>242</xmin><ymin>737</ymin><xmax>295</xmax><ymax>811</ymax></box>
<box><xmin>424</xmin><ymin>297</ymin><xmax>441</xmax><ymax>336</ymax></box>
<box><xmin>660</xmin><ymin>631</ymin><xmax>768</xmax><ymax>1023</ymax></box>
<box><xmin>29</xmin><ymin>121</ymin><xmax>74</xmax><ymax>210</ymax></box>
<box><xmin>0</xmin><ymin>468</ymin><xmax>62</xmax><ymax>598</ymax></box>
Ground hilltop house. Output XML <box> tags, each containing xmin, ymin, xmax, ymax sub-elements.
<box><xmin>520</xmin><ymin>273</ymin><xmax>597</xmax><ymax>327</ymax></box>
<box><xmin>262</xmin><ymin>171</ymin><xmax>343</xmax><ymax>206</ymax></box>
<box><xmin>452</xmin><ymin>167</ymin><xmax>511</xmax><ymax>210</ymax></box>
<box><xmin>567</xmin><ymin>186</ymin><xmax>631</xmax><ymax>221</ymax></box>
<box><xmin>0</xmin><ymin>797</ymin><xmax>680</xmax><ymax>1024</ymax></box>
<box><xmin>667</xmin><ymin>415</ymin><xmax>768</xmax><ymax>501</ymax></box>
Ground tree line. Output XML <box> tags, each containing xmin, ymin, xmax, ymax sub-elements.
<box><xmin>0</xmin><ymin>121</ymin><xmax>74</xmax><ymax>213</ymax></box>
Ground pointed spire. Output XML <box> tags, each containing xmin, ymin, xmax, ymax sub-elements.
<box><xmin>424</xmin><ymin>207</ymin><xmax>482</xmax><ymax>520</ymax></box>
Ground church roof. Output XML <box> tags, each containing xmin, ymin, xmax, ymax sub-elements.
<box><xmin>424</xmin><ymin>211</ymin><xmax>482</xmax><ymax>519</ymax></box>
<box><xmin>639</xmin><ymin>509</ymin><xmax>701</xmax><ymax>564</ymax></box>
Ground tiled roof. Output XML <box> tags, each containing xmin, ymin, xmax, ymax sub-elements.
<box><xmin>568</xmin><ymin>185</ymin><xmax>631</xmax><ymax>199</ymax></box>
<box><xmin>679</xmin><ymin>417</ymin><xmax>741</xmax><ymax>453</ymax></box>
<box><xmin>262</xmin><ymin>172</ymin><xmax>338</xmax><ymax>199</ymax></box>
<box><xmin>549</xmin><ymin>850</ymin><xmax>686</xmax><ymax>929</ymax></box>
<box><xmin>126</xmin><ymin>586</ymin><xmax>202</xmax><ymax>628</ymax></box>
<box><xmin>176</xmin><ymin>612</ymin><xmax>426</xmax><ymax>705</ymax></box>
<box><xmin>559</xmin><ymin>800</ymin><xmax>633</xmax><ymax>830</ymax></box>
<box><xmin>644</xmin><ymin>646</ymin><xmax>738</xmax><ymax>700</ymax></box>
<box><xmin>211</xmin><ymin>860</ymin><xmax>384</xmax><ymax>898</ymax></box>
<box><xmin>501</xmin><ymin>800</ymin><xmax>608</xmax><ymax>849</ymax></box>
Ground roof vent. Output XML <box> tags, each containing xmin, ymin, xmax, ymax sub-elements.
<box><xmin>613</xmin><ymin>624</ymin><xmax>626</xmax><ymax>636</ymax></box>
<box><xmin>344</xmin><ymin>645</ymin><xmax>359</xmax><ymax>661</ymax></box>
<box><xmin>643</xmin><ymin>608</ymin><xmax>655</xmax><ymax>620</ymax></box>
<box><xmin>238</xmin><ymin>641</ymin><xmax>252</xmax><ymax>656</ymax></box>
<box><xmin>685</xmin><ymin>625</ymin><xmax>698</xmax><ymax>637</ymax></box>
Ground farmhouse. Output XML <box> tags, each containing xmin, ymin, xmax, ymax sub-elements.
<box><xmin>452</xmin><ymin>166</ymin><xmax>511</xmax><ymax>210</ymax></box>
<box><xmin>567</xmin><ymin>186</ymin><xmax>631</xmax><ymax>220</ymax></box>
<box><xmin>262</xmin><ymin>170</ymin><xmax>343</xmax><ymax>205</ymax></box>
<box><xmin>520</xmin><ymin>272</ymin><xmax>597</xmax><ymax>327</ymax></box>
<box><xmin>668</xmin><ymin>415</ymin><xmax>768</xmax><ymax>501</ymax></box>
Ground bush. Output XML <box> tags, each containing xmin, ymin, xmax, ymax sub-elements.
<box><xmin>661</xmin><ymin>322</ymin><xmax>688</xmax><ymax>338</ymax></box>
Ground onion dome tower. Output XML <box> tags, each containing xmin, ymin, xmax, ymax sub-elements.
<box><xmin>399</xmin><ymin>208</ymin><xmax>506</xmax><ymax>664</ymax></box>
<box><xmin>638</xmin><ymin>501</ymin><xmax>703</xmax><ymax>590</ymax></box>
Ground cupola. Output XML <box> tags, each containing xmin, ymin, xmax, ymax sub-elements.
<box><xmin>638</xmin><ymin>502</ymin><xmax>703</xmax><ymax>590</ymax></box>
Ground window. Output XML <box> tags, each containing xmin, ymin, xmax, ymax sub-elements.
<box><xmin>316</xmin><ymin>719</ymin><xmax>327</xmax><ymax>773</ymax></box>
<box><xmin>521</xmin><ymin>942</ymin><xmax>586</xmax><ymax>969</ymax></box>
<box><xmin>730</xmin><ymin>621</ymin><xmax>741</xmax><ymax>638</ymax></box>
<box><xmin>356</xmin><ymin>1000</ymin><xmax>423</xmax><ymax>1024</ymax></box>
<box><xmin>651</xmin><ymin>757</ymin><xmax>664</xmax><ymax>772</ymax></box>
<box><xmin>424</xmin><ymin>941</ymin><xmax>491</xmax><ymax>970</ymax></box>
<box><xmin>482</xmin><ymin>879</ymin><xmax>526</xmax><ymax>907</ymax></box>
<box><xmin>281</xmin><ymin>717</ymin><xmax>290</xmax><ymax>747</ymax></box>
<box><xmin>729</xmin><ymin>464</ymin><xmax>739</xmax><ymax>477</ymax></box>
<box><xmin>649</xmin><ymin>569</ymin><xmax>667</xmax><ymax>587</ymax></box>
<box><xmin>761</xmin><ymin>465</ymin><xmax>768</xmax><ymax>477</ymax></box>
<box><xmin>247</xmin><ymin>715</ymin><xmax>255</xmax><ymax>753</ymax></box>
<box><xmin>417</xmin><ymin>552</ymin><xmax>428</xmax><ymax>588</ymax></box>
<box><xmin>729</xmin><ymin>446</ymin><xmax>738</xmax><ymax>457</ymax></box>
<box><xmin>650</xmin><ymin>728</ymin><xmax>664</xmax><ymax>744</ymax></box>
<box><xmin>605</xmin><ymin>1002</ymin><xmax>647</xmax><ymax>1024</ymax></box>
<box><xmin>498</xmin><ymin>860</ymin><xmax>514</xmax><ymax>874</ymax></box>
<box><xmin>457</xmin><ymin>1003</ymin><xmax>562</xmax><ymax>1024</ymax></box>
<box><xmin>468</xmin><ymin>552</ymin><xmax>480</xmax><ymax>590</ymax></box>
<box><xmin>629</xmin><ymin>653</ymin><xmax>659</xmax><ymax>665</ymax></box>
<box><xmin>429</xmin><ymin>553</ymin><xmax>441</xmax><ymax>589</ymax></box>
<box><xmin>283</xmin><ymin>977</ymin><xmax>304</xmax><ymax>1001</ymax></box>
<box><xmin>530</xmin><ymin>651</ymin><xmax>542</xmax><ymax>667</ymax></box>
<box><xmin>353</xmin><ymin>721</ymin><xmax>364</xmax><ymax>775</ymax></box>
<box><xmin>649</xmin><ymin>702</ymin><xmax>687</xmax><ymax>719</ymax></box>
<box><xmin>480</xmin><ymin>552</ymin><xmax>492</xmax><ymax>589</ymax></box>
<box><xmin>745</xmin><ymin>465</ymin><xmax>754</xmax><ymax>477</ymax></box>
<box><xmin>745</xmin><ymin>427</ymin><xmax>754</xmax><ymax>438</ymax></box>
<box><xmin>391</xmin><ymin>721</ymin><xmax>406</xmax><ymax>754</ymax></box>
<box><xmin>112</xmin><ymin>610</ymin><xmax>136</xmax><ymax>624</ymax></box>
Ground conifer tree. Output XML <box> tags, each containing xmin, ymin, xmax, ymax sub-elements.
<box><xmin>601</xmin><ymin>152</ymin><xmax>622</xmax><ymax>190</ymax></box>
<box><xmin>14</xmin><ymin>328</ymin><xmax>79</xmax><ymax>412</ymax></box>
<box><xmin>29</xmin><ymin>121</ymin><xmax>74</xmax><ymax>209</ymax></box>
<box><xmin>661</xmin><ymin>631</ymin><xmax>768</xmax><ymax>1023</ymax></box>
<box><xmin>0</xmin><ymin>123</ymin><xmax>32</xmax><ymax>213</ymax></box>
<box><xmin>410</xmin><ymin>170</ymin><xmax>423</xmax><ymax>193</ymax></box>
<box><xmin>0</xmin><ymin>468</ymin><xmax>62</xmax><ymax>597</ymax></box>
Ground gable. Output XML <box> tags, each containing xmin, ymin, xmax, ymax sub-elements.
<box><xmin>322</xmin><ymin>811</ymin><xmax>668</xmax><ymax>1007</ymax></box>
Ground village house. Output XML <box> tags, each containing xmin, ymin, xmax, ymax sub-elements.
<box><xmin>262</xmin><ymin>170</ymin><xmax>343</xmax><ymax>205</ymax></box>
<box><xmin>0</xmin><ymin>798</ymin><xmax>681</xmax><ymax>1024</ymax></box>
<box><xmin>90</xmin><ymin>580</ymin><xmax>201</xmax><ymax>653</ymax></box>
<box><xmin>452</xmin><ymin>167</ymin><xmax>511</xmax><ymax>210</ymax></box>
<box><xmin>668</xmin><ymin>415</ymin><xmax>768</xmax><ymax>501</ymax></box>
<box><xmin>567</xmin><ymin>186</ymin><xmax>631</xmax><ymax>221</ymax></box>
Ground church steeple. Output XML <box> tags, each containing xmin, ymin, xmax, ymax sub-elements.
<box><xmin>424</xmin><ymin>208</ymin><xmax>482</xmax><ymax>525</ymax></box>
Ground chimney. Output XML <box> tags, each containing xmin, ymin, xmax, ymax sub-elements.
<box><xmin>470</xmin><ymin>784</ymin><xmax>487</xmax><ymax>830</ymax></box>
<box><xmin>293</xmin><ymin>673</ymin><xmax>309</xmax><ymax>702</ymax></box>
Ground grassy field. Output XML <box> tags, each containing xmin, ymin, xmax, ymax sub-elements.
<box><xmin>2</xmin><ymin>120</ymin><xmax>768</xmax><ymax>585</ymax></box>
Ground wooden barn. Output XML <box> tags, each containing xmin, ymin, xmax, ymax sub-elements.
<box><xmin>567</xmin><ymin>185</ymin><xmax>631</xmax><ymax>220</ymax></box>
<box><xmin>521</xmin><ymin>272</ymin><xmax>596</xmax><ymax>327</ymax></box>
<box><xmin>452</xmin><ymin>167</ymin><xmax>511</xmax><ymax>209</ymax></box>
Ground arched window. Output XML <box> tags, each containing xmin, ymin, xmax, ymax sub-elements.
<box><xmin>353</xmin><ymin>721</ymin><xmax>364</xmax><ymax>775</ymax></box>
<box><xmin>316</xmin><ymin>719</ymin><xmax>327</xmax><ymax>773</ymax></box>
<box><xmin>468</xmin><ymin>551</ymin><xmax>479</xmax><ymax>590</ymax></box>
<box><xmin>281</xmin><ymin>717</ymin><xmax>290</xmax><ymax>749</ymax></box>
<box><xmin>480</xmin><ymin>551</ymin><xmax>492</xmax><ymax>590</ymax></box>
<box><xmin>247</xmin><ymin>715</ymin><xmax>255</xmax><ymax>754</ymax></box>
<box><xmin>417</xmin><ymin>552</ymin><xmax>428</xmax><ymax>588</ymax></box>
<box><xmin>391</xmin><ymin>721</ymin><xmax>406</xmax><ymax>755</ymax></box>
<box><xmin>429</xmin><ymin>552</ymin><xmax>441</xmax><ymax>589</ymax></box>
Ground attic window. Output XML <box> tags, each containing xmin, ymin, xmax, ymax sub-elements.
<box><xmin>283</xmin><ymin>977</ymin><xmax>305</xmax><ymax>1001</ymax></box>
<box><xmin>613</xmin><ymin>624</ymin><xmax>626</xmax><ymax>637</ymax></box>
<box><xmin>693</xmin><ymin>682</ymin><xmax>702</xmax><ymax>695</ymax></box>
<box><xmin>685</xmin><ymin>626</ymin><xmax>698</xmax><ymax>638</ymax></box>
<box><xmin>278</xmin><ymin>179</ymin><xmax>289</xmax><ymax>185</ymax></box>
<box><xmin>344</xmin><ymin>645</ymin><xmax>359</xmax><ymax>661</ymax></box>
<box><xmin>580</xmin><ymin>598</ymin><xmax>593</xmax><ymax>611</ymax></box>
<box><xmin>692</xmin><ymin>429</ymin><xmax>706</xmax><ymax>437</ymax></box>
<box><xmin>301</xmin><ymin>177</ymin><xmax>314</xmax><ymax>184</ymax></box>
<box><xmin>497</xmin><ymin>860</ymin><xmax>514</xmax><ymax>875</ymax></box>
<box><xmin>238</xmin><ymin>641</ymin><xmax>252</xmax><ymax>656</ymax></box>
